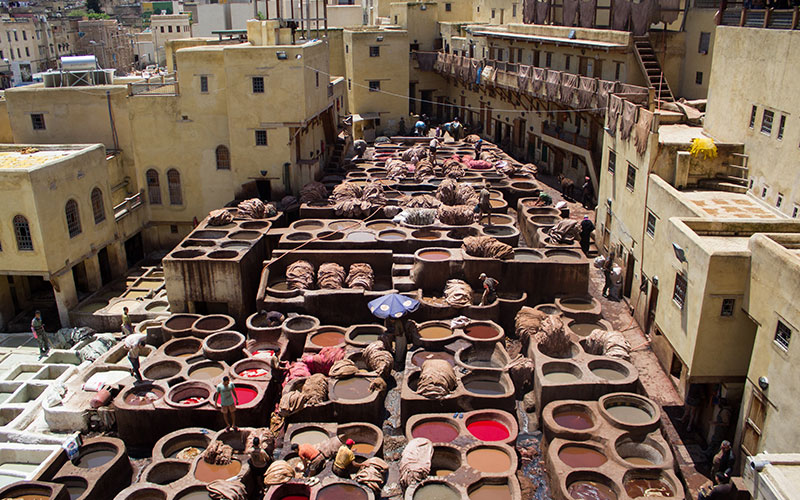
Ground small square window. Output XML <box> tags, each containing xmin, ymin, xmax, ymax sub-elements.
<box><xmin>492</xmin><ymin>9</ymin><xmax>496</xmax><ymax>18</ymax></box>
<box><xmin>646</xmin><ymin>211</ymin><xmax>656</xmax><ymax>238</ymax></box>
<box><xmin>777</xmin><ymin>114</ymin><xmax>786</xmax><ymax>140</ymax></box>
<box><xmin>775</xmin><ymin>320</ymin><xmax>792</xmax><ymax>350</ymax></box>
<box><xmin>200</xmin><ymin>75</ymin><xmax>208</xmax><ymax>93</ymax></box>
<box><xmin>777</xmin><ymin>193</ymin><xmax>783</xmax><ymax>208</ymax></box>
<box><xmin>445</xmin><ymin>3</ymin><xmax>452</xmax><ymax>11</ymax></box>
<box><xmin>721</xmin><ymin>298</ymin><xmax>735</xmax><ymax>317</ymax></box>
<box><xmin>626</xmin><ymin>163</ymin><xmax>636</xmax><ymax>191</ymax></box>
<box><xmin>749</xmin><ymin>105</ymin><xmax>757</xmax><ymax>128</ymax></box>
<box><xmin>255</xmin><ymin>129</ymin><xmax>268</xmax><ymax>146</ymax></box>
<box><xmin>761</xmin><ymin>185</ymin><xmax>768</xmax><ymax>199</ymax></box>
<box><xmin>761</xmin><ymin>109</ymin><xmax>774</xmax><ymax>135</ymax></box>
<box><xmin>31</xmin><ymin>114</ymin><xmax>45</xmax><ymax>130</ymax></box>
<box><xmin>695</xmin><ymin>71</ymin><xmax>703</xmax><ymax>85</ymax></box>
<box><xmin>546</xmin><ymin>52</ymin><xmax>552</xmax><ymax>68</ymax></box>
<box><xmin>160</xmin><ymin>26</ymin><xmax>165</xmax><ymax>33</ymax></box>
<box><xmin>368</xmin><ymin>80</ymin><xmax>380</xmax><ymax>92</ymax></box>
<box><xmin>369</xmin><ymin>46</ymin><xmax>380</xmax><ymax>57</ymax></box>
<box><xmin>615</xmin><ymin>62</ymin><xmax>622</xmax><ymax>80</ymax></box>
<box><xmin>698</xmin><ymin>32</ymin><xmax>710</xmax><ymax>54</ymax></box>
<box><xmin>565</xmin><ymin>55</ymin><xmax>571</xmax><ymax>71</ymax></box>
<box><xmin>170</xmin><ymin>224</ymin><xmax>178</xmax><ymax>234</ymax></box>
<box><xmin>673</xmin><ymin>273</ymin><xmax>687</xmax><ymax>309</ymax></box>
<box><xmin>607</xmin><ymin>150</ymin><xmax>616</xmax><ymax>173</ymax></box>
<box><xmin>252</xmin><ymin>76</ymin><xmax>264</xmax><ymax>93</ymax></box>
<box><xmin>168</xmin><ymin>25</ymin><xmax>172</xmax><ymax>32</ymax></box>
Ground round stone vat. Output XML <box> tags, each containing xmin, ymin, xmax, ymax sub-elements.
<box><xmin>565</xmin><ymin>471</ymin><xmax>619</xmax><ymax>500</ymax></box>
<box><xmin>282</xmin><ymin>315</ymin><xmax>320</xmax><ymax>356</ymax></box>
<box><xmin>513</xmin><ymin>249</ymin><xmax>544</xmax><ymax>262</ymax></box>
<box><xmin>531</xmin><ymin>215</ymin><xmax>560</xmax><ymax>226</ymax></box>
<box><xmin>175</xmin><ymin>485</ymin><xmax>215</xmax><ymax>500</ymax></box>
<box><xmin>365</xmin><ymin>220</ymin><xmax>396</xmax><ymax>231</ymax></box>
<box><xmin>510</xmin><ymin>181</ymin><xmax>537</xmax><ymax>190</ymax></box>
<box><xmin>614</xmin><ymin>434</ymin><xmax>666</xmax><ymax>467</ymax></box>
<box><xmin>288</xmin><ymin>425</ymin><xmax>330</xmax><ymax>446</ymax></box>
<box><xmin>622</xmin><ymin>470</ymin><xmax>676</xmax><ymax>498</ymax></box>
<box><xmin>309</xmin><ymin>327</ymin><xmax>346</xmax><ymax>348</ymax></box>
<box><xmin>229</xmin><ymin>230</ymin><xmax>260</xmax><ymax>241</ymax></box>
<box><xmin>464</xmin><ymin>411</ymin><xmax>515</xmax><ymax>442</ymax></box>
<box><xmin>525</xmin><ymin>206</ymin><xmax>561</xmax><ymax>216</ymax></box>
<box><xmin>145</xmin><ymin>301</ymin><xmax>170</xmax><ymax>313</ymax></box>
<box><xmin>467</xmin><ymin>478</ymin><xmax>514</xmax><ymax>500</ymax></box>
<box><xmin>192</xmin><ymin>315</ymin><xmax>236</xmax><ymax>337</ymax></box>
<box><xmin>0</xmin><ymin>483</ymin><xmax>64</xmax><ymax>500</ymax></box>
<box><xmin>316</xmin><ymin>482</ymin><xmax>369</xmax><ymax>500</ymax></box>
<box><xmin>213</xmin><ymin>383</ymin><xmax>258</xmax><ymax>407</ymax></box>
<box><xmin>317</xmin><ymin>231</ymin><xmax>344</xmax><ymax>240</ymax></box>
<box><xmin>207</xmin><ymin>250</ymin><xmax>239</xmax><ymax>260</ymax></box>
<box><xmin>542</xmin><ymin>361</ymin><xmax>582</xmax><ymax>385</ymax></box>
<box><xmin>245</xmin><ymin>340</ymin><xmax>281</xmax><ymax>358</ymax></box>
<box><xmin>346</xmin><ymin>231</ymin><xmax>376</xmax><ymax>242</ymax></box>
<box><xmin>166</xmin><ymin>381</ymin><xmax>213</xmax><ymax>408</ymax></box>
<box><xmin>346</xmin><ymin>324</ymin><xmax>386</xmax><ymax>347</ymax></box>
<box><xmin>549</xmin><ymin>402</ymin><xmax>597</xmax><ymax>432</ymax></box>
<box><xmin>266</xmin><ymin>280</ymin><xmax>300</xmax><ymax>298</ymax></box>
<box><xmin>239</xmin><ymin>220</ymin><xmax>270</xmax><ymax>230</ymax></box>
<box><xmin>430</xmin><ymin>445</ymin><xmax>461</xmax><ymax>477</ymax></box>
<box><xmin>220</xmin><ymin>241</ymin><xmax>251</xmax><ymax>250</ymax></box>
<box><xmin>416</xmin><ymin>247</ymin><xmax>452</xmax><ymax>262</ymax></box>
<box><xmin>331</xmin><ymin>376</ymin><xmax>372</xmax><ymax>400</ymax></box>
<box><xmin>202</xmin><ymin>331</ymin><xmax>246</xmax><ymax>363</ymax></box>
<box><xmin>73</xmin><ymin>441</ymin><xmax>120</xmax><ymax>468</ymax></box>
<box><xmin>461</xmin><ymin>372</ymin><xmax>508</xmax><ymax>397</ymax></box>
<box><xmin>557</xmin><ymin>442</ymin><xmax>608</xmax><ymax>468</ymax></box>
<box><xmin>247</xmin><ymin>310</ymin><xmax>284</xmax><ymax>331</ymax></box>
<box><xmin>121</xmin><ymin>382</ymin><xmax>166</xmax><ymax>406</ymax></box>
<box><xmin>466</xmin><ymin>445</ymin><xmax>514</xmax><ymax>474</ymax></box>
<box><xmin>567</xmin><ymin>318</ymin><xmax>611</xmax><ymax>338</ymax></box>
<box><xmin>162</xmin><ymin>314</ymin><xmax>201</xmax><ymax>338</ymax></box>
<box><xmin>411</xmin><ymin>480</ymin><xmax>461</xmax><ymax>500</ymax></box>
<box><xmin>155</xmin><ymin>428</ymin><xmax>212</xmax><ymax>460</ymax></box>
<box><xmin>482</xmin><ymin>225</ymin><xmax>516</xmax><ymax>237</ymax></box>
<box><xmin>144</xmin><ymin>460</ymin><xmax>190</xmax><ymax>485</ymax></box>
<box><xmin>328</xmin><ymin>219</ymin><xmax>361</xmax><ymax>231</ymax></box>
<box><xmin>377</xmin><ymin>229</ymin><xmax>407</xmax><ymax>241</ymax></box>
<box><xmin>545</xmin><ymin>249</ymin><xmax>583</xmax><ymax>262</ymax></box>
<box><xmin>533</xmin><ymin>303</ymin><xmax>560</xmax><ymax>316</ymax></box>
<box><xmin>266</xmin><ymin>482</ymin><xmax>310</xmax><ymax>500</ymax></box>
<box><xmin>411</xmin><ymin>229</ymin><xmax>442</xmax><ymax>240</ymax></box>
<box><xmin>163</xmin><ymin>337</ymin><xmax>202</xmax><ymax>358</ymax></box>
<box><xmin>416</xmin><ymin>321</ymin><xmax>454</xmax><ymax>341</ymax></box>
<box><xmin>588</xmin><ymin>359</ymin><xmax>630</xmax><ymax>382</ymax></box>
<box><xmin>555</xmin><ymin>296</ymin><xmax>602</xmax><ymax>319</ymax></box>
<box><xmin>140</xmin><ymin>360</ymin><xmax>181</xmax><ymax>381</ymax></box>
<box><xmin>232</xmin><ymin>358</ymin><xmax>273</xmax><ymax>381</ymax></box>
<box><xmin>181</xmin><ymin>240</ymin><xmax>216</xmax><ymax>248</ymax></box>
<box><xmin>446</xmin><ymin>227</ymin><xmax>479</xmax><ymax>240</ymax></box>
<box><xmin>53</xmin><ymin>476</ymin><xmax>88</xmax><ymax>499</ymax></box>
<box><xmin>537</xmin><ymin>339</ymin><xmax>582</xmax><ymax>359</ymax></box>
<box><xmin>216</xmin><ymin>428</ymin><xmax>252</xmax><ymax>452</ymax></box>
<box><xmin>292</xmin><ymin>219</ymin><xmax>325</xmax><ymax>230</ymax></box>
<box><xmin>117</xmin><ymin>485</ymin><xmax>168</xmax><ymax>500</ymax></box>
<box><xmin>187</xmin><ymin>361</ymin><xmax>226</xmax><ymax>381</ymax></box>
<box><xmin>410</xmin><ymin>418</ymin><xmax>460</xmax><ymax>443</ymax></box>
<box><xmin>456</xmin><ymin>346</ymin><xmax>506</xmax><ymax>370</ymax></box>
<box><xmin>337</xmin><ymin>422</ymin><xmax>382</xmax><ymax>456</ymax></box>
<box><xmin>600</xmin><ymin>393</ymin><xmax>660</xmax><ymax>430</ymax></box>
<box><xmin>463</xmin><ymin>321</ymin><xmax>502</xmax><ymax>342</ymax></box>
<box><xmin>286</xmin><ymin>232</ymin><xmax>313</xmax><ymax>241</ymax></box>
<box><xmin>411</xmin><ymin>350</ymin><xmax>455</xmax><ymax>368</ymax></box>
<box><xmin>487</xmin><ymin>198</ymin><xmax>508</xmax><ymax>211</ymax></box>
<box><xmin>190</xmin><ymin>230</ymin><xmax>227</xmax><ymax>239</ymax></box>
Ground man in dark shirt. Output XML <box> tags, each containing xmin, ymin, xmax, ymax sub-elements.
<box><xmin>580</xmin><ymin>216</ymin><xmax>595</xmax><ymax>255</ymax></box>
<box><xmin>478</xmin><ymin>273</ymin><xmax>498</xmax><ymax>306</ymax></box>
<box><xmin>698</xmin><ymin>473</ymin><xmax>737</xmax><ymax>500</ymax></box>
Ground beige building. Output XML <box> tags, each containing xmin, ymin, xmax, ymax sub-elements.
<box><xmin>75</xmin><ymin>19</ymin><xmax>135</xmax><ymax>74</ymax></box>
<box><xmin>151</xmin><ymin>13</ymin><xmax>192</xmax><ymax>66</ymax></box>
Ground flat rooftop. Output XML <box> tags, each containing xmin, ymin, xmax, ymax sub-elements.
<box><xmin>0</xmin><ymin>148</ymin><xmax>73</xmax><ymax>170</ymax></box>
<box><xmin>657</xmin><ymin>124</ymin><xmax>709</xmax><ymax>144</ymax></box>
<box><xmin>682</xmin><ymin>191</ymin><xmax>782</xmax><ymax>220</ymax></box>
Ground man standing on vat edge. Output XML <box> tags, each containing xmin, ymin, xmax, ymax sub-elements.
<box><xmin>215</xmin><ymin>376</ymin><xmax>239</xmax><ymax>431</ymax></box>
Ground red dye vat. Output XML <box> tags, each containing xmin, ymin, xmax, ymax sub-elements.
<box><xmin>238</xmin><ymin>368</ymin><xmax>269</xmax><ymax>378</ymax></box>
<box><xmin>252</xmin><ymin>350</ymin><xmax>275</xmax><ymax>356</ymax></box>
<box><xmin>411</xmin><ymin>421</ymin><xmax>459</xmax><ymax>443</ymax></box>
<box><xmin>179</xmin><ymin>396</ymin><xmax>205</xmax><ymax>405</ymax></box>
<box><xmin>467</xmin><ymin>420</ymin><xmax>509</xmax><ymax>441</ymax></box>
<box><xmin>214</xmin><ymin>387</ymin><xmax>258</xmax><ymax>405</ymax></box>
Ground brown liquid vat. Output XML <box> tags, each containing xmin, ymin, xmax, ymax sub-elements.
<box><xmin>163</xmin><ymin>314</ymin><xmax>201</xmax><ymax>338</ymax></box>
<box><xmin>0</xmin><ymin>482</ymin><xmax>68</xmax><ymax>500</ymax></box>
<box><xmin>152</xmin><ymin>427</ymin><xmax>213</xmax><ymax>461</ymax></box>
<box><xmin>430</xmin><ymin>445</ymin><xmax>462</xmax><ymax>477</ymax></box>
<box><xmin>162</xmin><ymin>337</ymin><xmax>202</xmax><ymax>358</ymax></box>
<box><xmin>542</xmin><ymin>402</ymin><xmax>600</xmax><ymax>441</ymax></box>
<box><xmin>142</xmin><ymin>460</ymin><xmax>190</xmax><ymax>485</ymax></box>
<box><xmin>345</xmin><ymin>324</ymin><xmax>387</xmax><ymax>348</ymax></box>
<box><xmin>53</xmin><ymin>437</ymin><xmax>131</xmax><ymax>500</ymax></box>
<box><xmin>231</xmin><ymin>358</ymin><xmax>273</xmax><ymax>383</ymax></box>
<box><xmin>202</xmin><ymin>331</ymin><xmax>246</xmax><ymax>364</ymax></box>
<box><xmin>599</xmin><ymin>393</ymin><xmax>660</xmax><ymax>432</ymax></box>
<box><xmin>337</xmin><ymin>422</ymin><xmax>384</xmax><ymax>458</ymax></box>
<box><xmin>191</xmin><ymin>315</ymin><xmax>236</xmax><ymax>337</ymax></box>
<box><xmin>115</xmin><ymin>484</ymin><xmax>169</xmax><ymax>500</ymax></box>
<box><xmin>555</xmin><ymin>296</ymin><xmax>603</xmax><ymax>320</ymax></box>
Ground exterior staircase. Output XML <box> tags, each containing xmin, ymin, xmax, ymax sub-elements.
<box><xmin>698</xmin><ymin>153</ymin><xmax>750</xmax><ymax>193</ymax></box>
<box><xmin>633</xmin><ymin>36</ymin><xmax>675</xmax><ymax>103</ymax></box>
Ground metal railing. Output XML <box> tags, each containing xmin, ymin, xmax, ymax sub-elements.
<box><xmin>128</xmin><ymin>73</ymin><xmax>180</xmax><ymax>96</ymax></box>
<box><xmin>719</xmin><ymin>6</ymin><xmax>800</xmax><ymax>29</ymax></box>
<box><xmin>114</xmin><ymin>190</ymin><xmax>144</xmax><ymax>221</ymax></box>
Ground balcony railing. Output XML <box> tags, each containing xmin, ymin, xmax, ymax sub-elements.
<box><xmin>128</xmin><ymin>73</ymin><xmax>179</xmax><ymax>96</ymax></box>
<box><xmin>114</xmin><ymin>190</ymin><xmax>144</xmax><ymax>221</ymax></box>
<box><xmin>719</xmin><ymin>6</ymin><xmax>800</xmax><ymax>29</ymax></box>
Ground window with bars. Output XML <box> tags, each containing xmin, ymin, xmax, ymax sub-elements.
<box><xmin>672</xmin><ymin>273</ymin><xmax>687</xmax><ymax>309</ymax></box>
<box><xmin>775</xmin><ymin>319</ymin><xmax>791</xmax><ymax>350</ymax></box>
<box><xmin>777</xmin><ymin>114</ymin><xmax>786</xmax><ymax>140</ymax></box>
<box><xmin>200</xmin><ymin>75</ymin><xmax>208</xmax><ymax>93</ymax></box>
<box><xmin>761</xmin><ymin>110</ymin><xmax>774</xmax><ymax>135</ymax></box>
<box><xmin>91</xmin><ymin>188</ymin><xmax>105</xmax><ymax>224</ymax></box>
<box><xmin>607</xmin><ymin>150</ymin><xmax>616</xmax><ymax>173</ymax></box>
<box><xmin>146</xmin><ymin>169</ymin><xmax>161</xmax><ymax>205</ymax></box>
<box><xmin>445</xmin><ymin>2</ymin><xmax>451</xmax><ymax>10</ymax></box>
<box><xmin>13</xmin><ymin>215</ymin><xmax>32</xmax><ymax>251</ymax></box>
<box><xmin>721</xmin><ymin>298</ymin><xmax>735</xmax><ymax>317</ymax></box>
<box><xmin>646</xmin><ymin>211</ymin><xmax>656</xmax><ymax>237</ymax></box>
<box><xmin>31</xmin><ymin>114</ymin><xmax>45</xmax><ymax>130</ymax></box>
<box><xmin>167</xmin><ymin>169</ymin><xmax>182</xmax><ymax>205</ymax></box>
<box><xmin>369</xmin><ymin>46</ymin><xmax>380</xmax><ymax>57</ymax></box>
<box><xmin>216</xmin><ymin>146</ymin><xmax>230</xmax><ymax>169</ymax></box>
<box><xmin>626</xmin><ymin>163</ymin><xmax>636</xmax><ymax>191</ymax></box>
<box><xmin>255</xmin><ymin>130</ymin><xmax>268</xmax><ymax>146</ymax></box>
<box><xmin>252</xmin><ymin>76</ymin><xmax>264</xmax><ymax>93</ymax></box>
<box><xmin>368</xmin><ymin>81</ymin><xmax>380</xmax><ymax>92</ymax></box>
<box><xmin>65</xmin><ymin>199</ymin><xmax>81</xmax><ymax>238</ymax></box>
<box><xmin>749</xmin><ymin>105</ymin><xmax>757</xmax><ymax>128</ymax></box>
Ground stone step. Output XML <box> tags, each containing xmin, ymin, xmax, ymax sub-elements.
<box><xmin>698</xmin><ymin>179</ymin><xmax>747</xmax><ymax>194</ymax></box>
<box><xmin>393</xmin><ymin>253</ymin><xmax>415</xmax><ymax>264</ymax></box>
<box><xmin>393</xmin><ymin>277</ymin><xmax>417</xmax><ymax>292</ymax></box>
<box><xmin>392</xmin><ymin>263</ymin><xmax>413</xmax><ymax>276</ymax></box>
<box><xmin>715</xmin><ymin>173</ymin><xmax>748</xmax><ymax>185</ymax></box>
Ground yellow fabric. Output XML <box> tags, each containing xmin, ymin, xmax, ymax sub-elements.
<box><xmin>333</xmin><ymin>445</ymin><xmax>355</xmax><ymax>470</ymax></box>
<box><xmin>690</xmin><ymin>137</ymin><xmax>718</xmax><ymax>160</ymax></box>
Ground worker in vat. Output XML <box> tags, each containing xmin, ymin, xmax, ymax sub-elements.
<box><xmin>533</xmin><ymin>191</ymin><xmax>553</xmax><ymax>207</ymax></box>
<box><xmin>353</xmin><ymin>139</ymin><xmax>367</xmax><ymax>159</ymax></box>
<box><xmin>474</xmin><ymin>181</ymin><xmax>493</xmax><ymax>225</ymax></box>
<box><xmin>698</xmin><ymin>473</ymin><xmax>737</xmax><ymax>500</ymax></box>
<box><xmin>474</xmin><ymin>138</ymin><xmax>483</xmax><ymax>156</ymax></box>
<box><xmin>261</xmin><ymin>310</ymin><xmax>285</xmax><ymax>327</ymax></box>
<box><xmin>215</xmin><ymin>375</ymin><xmax>240</xmax><ymax>431</ymax></box>
<box><xmin>31</xmin><ymin>310</ymin><xmax>50</xmax><ymax>358</ymax></box>
<box><xmin>291</xmin><ymin>442</ymin><xmax>325</xmax><ymax>477</ymax></box>
<box><xmin>121</xmin><ymin>306</ymin><xmax>134</xmax><ymax>336</ymax></box>
<box><xmin>385</xmin><ymin>315</ymin><xmax>409</xmax><ymax>370</ymax></box>
<box><xmin>124</xmin><ymin>334</ymin><xmax>147</xmax><ymax>383</ymax></box>
<box><xmin>478</xmin><ymin>273</ymin><xmax>499</xmax><ymax>306</ymax></box>
<box><xmin>429</xmin><ymin>137</ymin><xmax>440</xmax><ymax>165</ymax></box>
<box><xmin>332</xmin><ymin>439</ymin><xmax>356</xmax><ymax>478</ymax></box>
<box><xmin>249</xmin><ymin>436</ymin><xmax>270</xmax><ymax>491</ymax></box>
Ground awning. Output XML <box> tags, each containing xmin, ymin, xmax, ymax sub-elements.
<box><xmin>352</xmin><ymin>112</ymin><xmax>381</xmax><ymax>123</ymax></box>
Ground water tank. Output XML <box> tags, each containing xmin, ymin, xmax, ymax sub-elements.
<box><xmin>60</xmin><ymin>55</ymin><xmax>98</xmax><ymax>71</ymax></box>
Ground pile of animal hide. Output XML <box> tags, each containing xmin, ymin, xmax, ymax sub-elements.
<box><xmin>317</xmin><ymin>262</ymin><xmax>345</xmax><ymax>289</ymax></box>
<box><xmin>245</xmin><ymin>428</ymin><xmax>275</xmax><ymax>455</ymax></box>
<box><xmin>386</xmin><ymin>159</ymin><xmax>409</xmax><ymax>180</ymax></box>
<box><xmin>581</xmin><ymin>329</ymin><xmax>631</xmax><ymax>361</ymax></box>
<box><xmin>203</xmin><ymin>440</ymin><xmax>234</xmax><ymax>465</ymax></box>
<box><xmin>328</xmin><ymin>359</ymin><xmax>359</xmax><ymax>378</ymax></box>
<box><xmin>331</xmin><ymin>183</ymin><xmax>362</xmax><ymax>202</ymax></box>
<box><xmin>532</xmin><ymin>315</ymin><xmax>572</xmax><ymax>358</ymax></box>
<box><xmin>464</xmin><ymin>134</ymin><xmax>482</xmax><ymax>143</ymax></box>
<box><xmin>279</xmin><ymin>373</ymin><xmax>328</xmax><ymax>415</ymax></box>
<box><xmin>461</xmin><ymin>236</ymin><xmax>515</xmax><ymax>260</ymax></box>
<box><xmin>436</xmin><ymin>178</ymin><xmax>477</xmax><ymax>206</ymax></box>
<box><xmin>437</xmin><ymin>205</ymin><xmax>475</xmax><ymax>225</ymax></box>
<box><xmin>416</xmin><ymin>359</ymin><xmax>456</xmax><ymax>398</ymax></box>
<box><xmin>399</xmin><ymin>438</ymin><xmax>433</xmax><ymax>489</ymax></box>
<box><xmin>238</xmin><ymin>198</ymin><xmax>275</xmax><ymax>219</ymax></box>
<box><xmin>332</xmin><ymin>182</ymin><xmax>387</xmax><ymax>218</ymax></box>
<box><xmin>401</xmin><ymin>146</ymin><xmax>428</xmax><ymax>163</ymax></box>
<box><xmin>506</xmin><ymin>355</ymin><xmax>535</xmax><ymax>396</ymax></box>
<box><xmin>414</xmin><ymin>159</ymin><xmax>435</xmax><ymax>181</ymax></box>
<box><xmin>207</xmin><ymin>480</ymin><xmax>247</xmax><ymax>500</ymax></box>
<box><xmin>442</xmin><ymin>157</ymin><xmax>466</xmax><ymax>178</ymax></box>
<box><xmin>355</xmin><ymin>457</ymin><xmax>389</xmax><ymax>493</ymax></box>
<box><xmin>299</xmin><ymin>181</ymin><xmax>328</xmax><ymax>204</ymax></box>
<box><xmin>286</xmin><ymin>260</ymin><xmax>315</xmax><ymax>290</ymax></box>
<box><xmin>548</xmin><ymin>219</ymin><xmax>581</xmax><ymax>243</ymax></box>
<box><xmin>515</xmin><ymin>306</ymin><xmax>548</xmax><ymax>348</ymax></box>
<box><xmin>467</xmin><ymin>159</ymin><xmax>492</xmax><ymax>170</ymax></box>
<box><xmin>444</xmin><ymin>279</ymin><xmax>472</xmax><ymax>307</ymax></box>
<box><xmin>363</xmin><ymin>341</ymin><xmax>394</xmax><ymax>378</ymax></box>
<box><xmin>263</xmin><ymin>461</ymin><xmax>296</xmax><ymax>485</ymax></box>
<box><xmin>405</xmin><ymin>195</ymin><xmax>441</xmax><ymax>209</ymax></box>
<box><xmin>301</xmin><ymin>347</ymin><xmax>346</xmax><ymax>375</ymax></box>
<box><xmin>346</xmin><ymin>263</ymin><xmax>375</xmax><ymax>290</ymax></box>
<box><xmin>207</xmin><ymin>209</ymin><xmax>233</xmax><ymax>226</ymax></box>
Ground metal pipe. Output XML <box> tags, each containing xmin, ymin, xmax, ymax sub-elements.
<box><xmin>323</xmin><ymin>0</ymin><xmax>328</xmax><ymax>37</ymax></box>
<box><xmin>315</xmin><ymin>0</ymin><xmax>319</xmax><ymax>39</ymax></box>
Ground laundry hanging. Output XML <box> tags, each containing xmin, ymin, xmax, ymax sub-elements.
<box><xmin>535</xmin><ymin>0</ymin><xmax>551</xmax><ymax>24</ymax></box>
<box><xmin>562</xmin><ymin>0</ymin><xmax>579</xmax><ymax>26</ymax></box>
<box><xmin>579</xmin><ymin>0</ymin><xmax>597</xmax><ymax>27</ymax></box>
<box><xmin>545</xmin><ymin>70</ymin><xmax>561</xmax><ymax>101</ymax></box>
<box><xmin>518</xmin><ymin>65</ymin><xmax>531</xmax><ymax>90</ymax></box>
<box><xmin>608</xmin><ymin>94</ymin><xmax>623</xmax><ymax>137</ymax></box>
<box><xmin>612</xmin><ymin>0</ymin><xmax>631</xmax><ymax>30</ymax></box>
<box><xmin>578</xmin><ymin>76</ymin><xmax>597</xmax><ymax>109</ymax></box>
<box><xmin>560</xmin><ymin>73</ymin><xmax>579</xmax><ymax>106</ymax></box>
<box><xmin>620</xmin><ymin>100</ymin><xmax>638</xmax><ymax>141</ymax></box>
<box><xmin>634</xmin><ymin>107</ymin><xmax>654</xmax><ymax>155</ymax></box>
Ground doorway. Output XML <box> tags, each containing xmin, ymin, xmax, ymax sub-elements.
<box><xmin>98</xmin><ymin>247</ymin><xmax>112</xmax><ymax>285</ymax></box>
<box><xmin>409</xmin><ymin>82</ymin><xmax>417</xmax><ymax>114</ymax></box>
<box><xmin>125</xmin><ymin>232</ymin><xmax>144</xmax><ymax>268</ymax></box>
<box><xmin>494</xmin><ymin>121</ymin><xmax>503</xmax><ymax>143</ymax></box>
<box><xmin>645</xmin><ymin>278</ymin><xmax>659</xmax><ymax>333</ymax></box>
<box><xmin>72</xmin><ymin>261</ymin><xmax>90</xmax><ymax>296</ymax></box>
<box><xmin>624</xmin><ymin>252</ymin><xmax>636</xmax><ymax>299</ymax></box>
<box><xmin>256</xmin><ymin>180</ymin><xmax>272</xmax><ymax>201</ymax></box>
<box><xmin>420</xmin><ymin>90</ymin><xmax>433</xmax><ymax>117</ymax></box>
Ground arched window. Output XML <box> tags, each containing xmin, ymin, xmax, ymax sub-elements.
<box><xmin>91</xmin><ymin>187</ymin><xmax>105</xmax><ymax>224</ymax></box>
<box><xmin>13</xmin><ymin>215</ymin><xmax>32</xmax><ymax>251</ymax></box>
<box><xmin>167</xmin><ymin>169</ymin><xmax>182</xmax><ymax>205</ymax></box>
<box><xmin>146</xmin><ymin>169</ymin><xmax>161</xmax><ymax>205</ymax></box>
<box><xmin>65</xmin><ymin>199</ymin><xmax>81</xmax><ymax>238</ymax></box>
<box><xmin>216</xmin><ymin>145</ymin><xmax>230</xmax><ymax>170</ymax></box>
